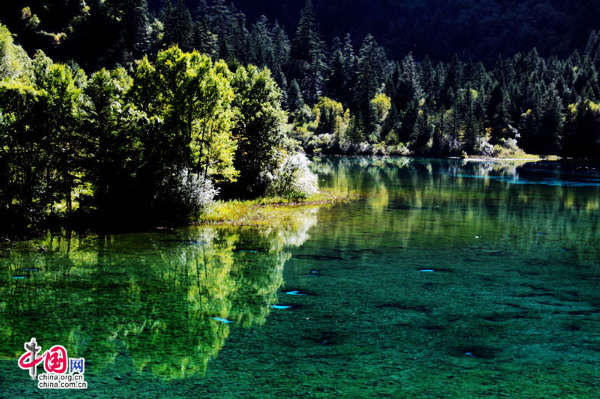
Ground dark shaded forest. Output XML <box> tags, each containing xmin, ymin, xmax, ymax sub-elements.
<box><xmin>2</xmin><ymin>0</ymin><xmax>599</xmax><ymax>158</ymax></box>
<box><xmin>230</xmin><ymin>0</ymin><xmax>600</xmax><ymax>62</ymax></box>
<box><xmin>1</xmin><ymin>0</ymin><xmax>600</xmax><ymax>234</ymax></box>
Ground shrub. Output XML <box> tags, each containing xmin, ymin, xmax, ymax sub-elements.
<box><xmin>265</xmin><ymin>152</ymin><xmax>319</xmax><ymax>199</ymax></box>
<box><xmin>155</xmin><ymin>170</ymin><xmax>219</xmax><ymax>219</ymax></box>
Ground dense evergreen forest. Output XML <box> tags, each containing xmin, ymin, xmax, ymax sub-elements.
<box><xmin>1</xmin><ymin>0</ymin><xmax>600</xmax><ymax>233</ymax></box>
<box><xmin>231</xmin><ymin>0</ymin><xmax>600</xmax><ymax>62</ymax></box>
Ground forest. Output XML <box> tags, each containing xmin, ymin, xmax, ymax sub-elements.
<box><xmin>1</xmin><ymin>0</ymin><xmax>600</xmax><ymax>233</ymax></box>
<box><xmin>230</xmin><ymin>0</ymin><xmax>600</xmax><ymax>62</ymax></box>
<box><xmin>0</xmin><ymin>22</ymin><xmax>316</xmax><ymax>234</ymax></box>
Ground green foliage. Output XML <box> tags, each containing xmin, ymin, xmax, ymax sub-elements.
<box><xmin>0</xmin><ymin>81</ymin><xmax>47</xmax><ymax>228</ymax></box>
<box><xmin>0</xmin><ymin>24</ymin><xmax>32</xmax><ymax>82</ymax></box>
<box><xmin>32</xmin><ymin>54</ymin><xmax>83</xmax><ymax>213</ymax></box>
<box><xmin>130</xmin><ymin>47</ymin><xmax>238</xmax><ymax>185</ymax></box>
<box><xmin>314</xmin><ymin>97</ymin><xmax>349</xmax><ymax>138</ymax></box>
<box><xmin>0</xmin><ymin>24</ymin><xmax>302</xmax><ymax>233</ymax></box>
<box><xmin>370</xmin><ymin>93</ymin><xmax>391</xmax><ymax>122</ymax></box>
<box><xmin>290</xmin><ymin>0</ymin><xmax>327</xmax><ymax>104</ymax></box>
<box><xmin>80</xmin><ymin>67</ymin><xmax>144</xmax><ymax>214</ymax></box>
<box><xmin>293</xmin><ymin>96</ymin><xmax>350</xmax><ymax>154</ymax></box>
<box><xmin>562</xmin><ymin>99</ymin><xmax>600</xmax><ymax>157</ymax></box>
<box><xmin>0</xmin><ymin>227</ymin><xmax>301</xmax><ymax>380</ymax></box>
<box><xmin>3</xmin><ymin>0</ymin><xmax>599</xmax><ymax>160</ymax></box>
<box><xmin>231</xmin><ymin>65</ymin><xmax>286</xmax><ymax>195</ymax></box>
<box><xmin>4</xmin><ymin>1</ymin><xmax>600</xmax><ymax>233</ymax></box>
<box><xmin>354</xmin><ymin>35</ymin><xmax>388</xmax><ymax>112</ymax></box>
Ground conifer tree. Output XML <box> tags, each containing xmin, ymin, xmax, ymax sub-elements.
<box><xmin>291</xmin><ymin>0</ymin><xmax>327</xmax><ymax>104</ymax></box>
<box><xmin>271</xmin><ymin>22</ymin><xmax>291</xmax><ymax>75</ymax></box>
<box><xmin>249</xmin><ymin>16</ymin><xmax>273</xmax><ymax>68</ymax></box>
<box><xmin>194</xmin><ymin>18</ymin><xmax>218</xmax><ymax>56</ymax></box>
<box><xmin>354</xmin><ymin>34</ymin><xmax>388</xmax><ymax>130</ymax></box>
<box><xmin>161</xmin><ymin>0</ymin><xmax>194</xmax><ymax>51</ymax></box>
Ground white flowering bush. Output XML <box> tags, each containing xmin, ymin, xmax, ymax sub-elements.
<box><xmin>477</xmin><ymin>136</ymin><xmax>495</xmax><ymax>156</ymax></box>
<box><xmin>155</xmin><ymin>169</ymin><xmax>219</xmax><ymax>219</ymax></box>
<box><xmin>179</xmin><ymin>170</ymin><xmax>219</xmax><ymax>210</ymax></box>
<box><xmin>266</xmin><ymin>152</ymin><xmax>319</xmax><ymax>199</ymax></box>
<box><xmin>357</xmin><ymin>141</ymin><xmax>372</xmax><ymax>154</ymax></box>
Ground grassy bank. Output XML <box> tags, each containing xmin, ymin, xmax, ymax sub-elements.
<box><xmin>198</xmin><ymin>190</ymin><xmax>356</xmax><ymax>228</ymax></box>
<box><xmin>461</xmin><ymin>151</ymin><xmax>560</xmax><ymax>162</ymax></box>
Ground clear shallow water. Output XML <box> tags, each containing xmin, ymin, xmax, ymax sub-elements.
<box><xmin>1</xmin><ymin>157</ymin><xmax>599</xmax><ymax>398</ymax></box>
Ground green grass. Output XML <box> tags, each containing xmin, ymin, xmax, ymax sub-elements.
<box><xmin>489</xmin><ymin>145</ymin><xmax>560</xmax><ymax>160</ymax></box>
<box><xmin>198</xmin><ymin>189</ymin><xmax>357</xmax><ymax>228</ymax></box>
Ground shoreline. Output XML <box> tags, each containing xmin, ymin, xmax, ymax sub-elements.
<box><xmin>197</xmin><ymin>190</ymin><xmax>357</xmax><ymax>228</ymax></box>
<box><xmin>311</xmin><ymin>153</ymin><xmax>559</xmax><ymax>162</ymax></box>
<box><xmin>4</xmin><ymin>155</ymin><xmax>599</xmax><ymax>242</ymax></box>
<box><xmin>0</xmin><ymin>190</ymin><xmax>357</xmax><ymax>243</ymax></box>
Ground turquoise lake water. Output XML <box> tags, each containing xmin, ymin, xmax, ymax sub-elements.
<box><xmin>1</xmin><ymin>157</ymin><xmax>599</xmax><ymax>398</ymax></box>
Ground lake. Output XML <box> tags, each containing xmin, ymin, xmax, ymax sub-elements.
<box><xmin>1</xmin><ymin>157</ymin><xmax>599</xmax><ymax>398</ymax></box>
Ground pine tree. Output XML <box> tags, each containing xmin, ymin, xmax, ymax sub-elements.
<box><xmin>401</xmin><ymin>53</ymin><xmax>424</xmax><ymax>102</ymax></box>
<box><xmin>562</xmin><ymin>99</ymin><xmax>600</xmax><ymax>157</ymax></box>
<box><xmin>209</xmin><ymin>0</ymin><xmax>235</xmax><ymax>60</ymax></box>
<box><xmin>342</xmin><ymin>34</ymin><xmax>357</xmax><ymax>82</ymax></box>
<box><xmin>410</xmin><ymin>108</ymin><xmax>431</xmax><ymax>155</ymax></box>
<box><xmin>190</xmin><ymin>0</ymin><xmax>209</xmax><ymax>21</ymax></box>
<box><xmin>230</xmin><ymin>10</ymin><xmax>250</xmax><ymax>64</ymax></box>
<box><xmin>442</xmin><ymin>54</ymin><xmax>464</xmax><ymax>107</ymax></box>
<box><xmin>194</xmin><ymin>18</ymin><xmax>217</xmax><ymax>56</ymax></box>
<box><xmin>431</xmin><ymin>112</ymin><xmax>449</xmax><ymax>156</ymax></box>
<box><xmin>128</xmin><ymin>0</ymin><xmax>151</xmax><ymax>58</ymax></box>
<box><xmin>249</xmin><ymin>15</ymin><xmax>273</xmax><ymax>68</ymax></box>
<box><xmin>538</xmin><ymin>87</ymin><xmax>563</xmax><ymax>154</ymax></box>
<box><xmin>326</xmin><ymin>37</ymin><xmax>347</xmax><ymax>104</ymax></box>
<box><xmin>290</xmin><ymin>0</ymin><xmax>327</xmax><ymax>104</ymax></box>
<box><xmin>161</xmin><ymin>0</ymin><xmax>194</xmax><ymax>51</ymax></box>
<box><xmin>271</xmin><ymin>21</ymin><xmax>290</xmax><ymax>83</ymax></box>
<box><xmin>487</xmin><ymin>84</ymin><xmax>512</xmax><ymax>143</ymax></box>
<box><xmin>272</xmin><ymin>22</ymin><xmax>290</xmax><ymax>65</ymax></box>
<box><xmin>586</xmin><ymin>30</ymin><xmax>600</xmax><ymax>67</ymax></box>
<box><xmin>288</xmin><ymin>79</ymin><xmax>305</xmax><ymax>115</ymax></box>
<box><xmin>421</xmin><ymin>56</ymin><xmax>436</xmax><ymax>105</ymax></box>
<box><xmin>354</xmin><ymin>34</ymin><xmax>388</xmax><ymax>130</ymax></box>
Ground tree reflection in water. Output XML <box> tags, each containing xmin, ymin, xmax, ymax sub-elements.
<box><xmin>312</xmin><ymin>157</ymin><xmax>600</xmax><ymax>265</ymax></box>
<box><xmin>0</xmin><ymin>207</ymin><xmax>318</xmax><ymax>380</ymax></box>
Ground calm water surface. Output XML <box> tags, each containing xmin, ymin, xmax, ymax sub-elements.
<box><xmin>1</xmin><ymin>157</ymin><xmax>599</xmax><ymax>398</ymax></box>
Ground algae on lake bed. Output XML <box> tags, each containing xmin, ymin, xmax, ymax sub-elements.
<box><xmin>1</xmin><ymin>157</ymin><xmax>599</xmax><ymax>398</ymax></box>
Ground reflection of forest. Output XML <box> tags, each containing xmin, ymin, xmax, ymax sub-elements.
<box><xmin>2</xmin><ymin>157</ymin><xmax>598</xmax><ymax>382</ymax></box>
<box><xmin>0</xmin><ymin>211</ymin><xmax>317</xmax><ymax>379</ymax></box>
<box><xmin>313</xmin><ymin>157</ymin><xmax>600</xmax><ymax>265</ymax></box>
